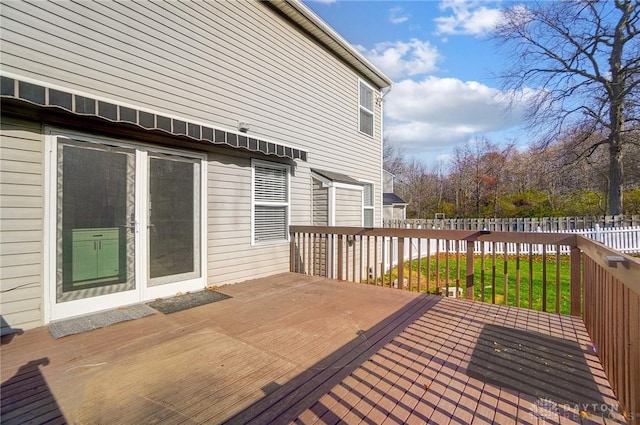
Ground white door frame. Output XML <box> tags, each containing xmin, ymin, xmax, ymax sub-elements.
<box><xmin>44</xmin><ymin>128</ymin><xmax>207</xmax><ymax>323</ymax></box>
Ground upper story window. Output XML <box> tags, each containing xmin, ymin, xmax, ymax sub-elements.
<box><xmin>362</xmin><ymin>182</ymin><xmax>374</xmax><ymax>227</ymax></box>
<box><xmin>359</xmin><ymin>80</ymin><xmax>374</xmax><ymax>137</ymax></box>
<box><xmin>252</xmin><ymin>160</ymin><xmax>290</xmax><ymax>244</ymax></box>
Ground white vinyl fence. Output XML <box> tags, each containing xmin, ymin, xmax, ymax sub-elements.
<box><xmin>560</xmin><ymin>225</ymin><xmax>640</xmax><ymax>254</ymax></box>
<box><xmin>384</xmin><ymin>225</ymin><xmax>640</xmax><ymax>268</ymax></box>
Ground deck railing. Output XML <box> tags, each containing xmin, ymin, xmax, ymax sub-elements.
<box><xmin>289</xmin><ymin>225</ymin><xmax>640</xmax><ymax>423</ymax></box>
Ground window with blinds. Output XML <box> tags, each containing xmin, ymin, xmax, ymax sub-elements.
<box><xmin>359</xmin><ymin>80</ymin><xmax>374</xmax><ymax>137</ymax></box>
<box><xmin>252</xmin><ymin>161</ymin><xmax>289</xmax><ymax>243</ymax></box>
<box><xmin>363</xmin><ymin>182</ymin><xmax>374</xmax><ymax>227</ymax></box>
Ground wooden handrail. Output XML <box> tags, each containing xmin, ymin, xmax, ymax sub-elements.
<box><xmin>576</xmin><ymin>235</ymin><xmax>640</xmax><ymax>297</ymax></box>
<box><xmin>290</xmin><ymin>226</ymin><xmax>578</xmax><ymax>246</ymax></box>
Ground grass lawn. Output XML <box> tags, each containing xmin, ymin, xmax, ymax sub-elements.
<box><xmin>375</xmin><ymin>254</ymin><xmax>573</xmax><ymax>315</ymax></box>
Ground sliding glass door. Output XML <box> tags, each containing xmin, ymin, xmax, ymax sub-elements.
<box><xmin>50</xmin><ymin>135</ymin><xmax>205</xmax><ymax>320</ymax></box>
<box><xmin>148</xmin><ymin>154</ymin><xmax>201</xmax><ymax>286</ymax></box>
<box><xmin>56</xmin><ymin>140</ymin><xmax>136</xmax><ymax>302</ymax></box>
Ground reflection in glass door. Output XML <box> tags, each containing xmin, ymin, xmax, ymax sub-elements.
<box><xmin>57</xmin><ymin>140</ymin><xmax>136</xmax><ymax>302</ymax></box>
<box><xmin>148</xmin><ymin>154</ymin><xmax>201</xmax><ymax>286</ymax></box>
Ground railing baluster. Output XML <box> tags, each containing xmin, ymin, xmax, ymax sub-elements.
<box><xmin>456</xmin><ymin>240</ymin><xmax>461</xmax><ymax>298</ymax></box>
<box><xmin>398</xmin><ymin>237</ymin><xmax>405</xmax><ymax>289</ymax></box>
<box><xmin>491</xmin><ymin>242</ymin><xmax>497</xmax><ymax>304</ymax></box>
<box><xmin>445</xmin><ymin>242</ymin><xmax>450</xmax><ymax>297</ymax></box>
<box><xmin>337</xmin><ymin>234</ymin><xmax>343</xmax><ymax>280</ymax></box>
<box><xmin>365</xmin><ymin>235</ymin><xmax>370</xmax><ymax>284</ymax></box>
<box><xmin>515</xmin><ymin>243</ymin><xmax>521</xmax><ymax>308</ymax></box>
<box><xmin>290</xmin><ymin>232</ymin><xmax>295</xmax><ymax>272</ymax></box>
<box><xmin>528</xmin><ymin>244</ymin><xmax>533</xmax><ymax>309</ymax></box>
<box><xmin>374</xmin><ymin>236</ymin><xmax>378</xmax><ymax>284</ymax></box>
<box><xmin>503</xmin><ymin>244</ymin><xmax>508</xmax><ymax>306</ymax></box>
<box><xmin>570</xmin><ymin>246</ymin><xmax>581</xmax><ymax>316</ymax></box>
<box><xmin>556</xmin><ymin>245</ymin><xmax>561</xmax><ymax>313</ymax></box>
<box><xmin>324</xmin><ymin>234</ymin><xmax>329</xmax><ymax>278</ymax></box>
<box><xmin>480</xmin><ymin>242</ymin><xmax>486</xmax><ymax>303</ymax></box>
<box><xmin>427</xmin><ymin>238</ymin><xmax>431</xmax><ymax>294</ymax></box>
<box><xmin>408</xmin><ymin>237</ymin><xmax>413</xmax><ymax>291</ymax></box>
<box><xmin>315</xmin><ymin>233</ymin><xmax>319</xmax><ymax>276</ymax></box>
<box><xmin>380</xmin><ymin>237</ymin><xmax>386</xmax><ymax>286</ymax></box>
<box><xmin>308</xmin><ymin>233</ymin><xmax>313</xmax><ymax>276</ymax></box>
<box><xmin>388</xmin><ymin>237</ymin><xmax>393</xmax><ymax>288</ymax></box>
<box><xmin>417</xmin><ymin>238</ymin><xmax>422</xmax><ymax>293</ymax></box>
<box><xmin>436</xmin><ymin>239</ymin><xmax>441</xmax><ymax>295</ymax></box>
<box><xmin>466</xmin><ymin>240</ymin><xmax>474</xmax><ymax>300</ymax></box>
<box><xmin>542</xmin><ymin>244</ymin><xmax>547</xmax><ymax>312</ymax></box>
<box><xmin>359</xmin><ymin>235</ymin><xmax>363</xmax><ymax>283</ymax></box>
<box><xmin>352</xmin><ymin>235</ymin><xmax>356</xmax><ymax>282</ymax></box>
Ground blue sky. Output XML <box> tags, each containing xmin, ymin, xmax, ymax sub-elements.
<box><xmin>304</xmin><ymin>0</ymin><xmax>530</xmax><ymax>168</ymax></box>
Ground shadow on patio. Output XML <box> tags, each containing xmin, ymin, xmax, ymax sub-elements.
<box><xmin>220</xmin><ymin>278</ymin><xmax>623</xmax><ymax>424</ymax></box>
<box><xmin>0</xmin><ymin>274</ymin><xmax>626</xmax><ymax>424</ymax></box>
<box><xmin>1</xmin><ymin>358</ymin><xmax>66</xmax><ymax>424</ymax></box>
<box><xmin>468</xmin><ymin>324</ymin><xmax>610</xmax><ymax>415</ymax></box>
<box><xmin>223</xmin><ymin>293</ymin><xmax>441</xmax><ymax>424</ymax></box>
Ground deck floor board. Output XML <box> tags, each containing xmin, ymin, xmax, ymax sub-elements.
<box><xmin>0</xmin><ymin>273</ymin><xmax>627</xmax><ymax>424</ymax></box>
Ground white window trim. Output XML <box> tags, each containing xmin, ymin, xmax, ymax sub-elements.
<box><xmin>358</xmin><ymin>79</ymin><xmax>375</xmax><ymax>137</ymax></box>
<box><xmin>360</xmin><ymin>180</ymin><xmax>375</xmax><ymax>227</ymax></box>
<box><xmin>251</xmin><ymin>159</ymin><xmax>291</xmax><ymax>246</ymax></box>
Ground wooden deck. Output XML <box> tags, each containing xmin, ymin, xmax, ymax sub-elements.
<box><xmin>0</xmin><ymin>273</ymin><xmax>628</xmax><ymax>424</ymax></box>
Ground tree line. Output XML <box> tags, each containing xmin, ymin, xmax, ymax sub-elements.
<box><xmin>384</xmin><ymin>130</ymin><xmax>640</xmax><ymax>219</ymax></box>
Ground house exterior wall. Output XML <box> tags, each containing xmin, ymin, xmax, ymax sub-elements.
<box><xmin>0</xmin><ymin>1</ymin><xmax>386</xmax><ymax>332</ymax></box>
<box><xmin>312</xmin><ymin>179</ymin><xmax>328</xmax><ymax>226</ymax></box>
<box><xmin>0</xmin><ymin>1</ymin><xmax>383</xmax><ymax>184</ymax></box>
<box><xmin>335</xmin><ymin>188</ymin><xmax>363</xmax><ymax>227</ymax></box>
<box><xmin>383</xmin><ymin>205</ymin><xmax>407</xmax><ymax>221</ymax></box>
<box><xmin>207</xmin><ymin>151</ymin><xmax>311</xmax><ymax>285</ymax></box>
<box><xmin>383</xmin><ymin>170</ymin><xmax>394</xmax><ymax>193</ymax></box>
<box><xmin>311</xmin><ymin>178</ymin><xmax>328</xmax><ymax>276</ymax></box>
<box><xmin>0</xmin><ymin>118</ymin><xmax>44</xmax><ymax>332</ymax></box>
<box><xmin>383</xmin><ymin>206</ymin><xmax>393</xmax><ymax>221</ymax></box>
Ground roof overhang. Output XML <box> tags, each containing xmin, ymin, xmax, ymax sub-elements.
<box><xmin>270</xmin><ymin>0</ymin><xmax>393</xmax><ymax>89</ymax></box>
<box><xmin>383</xmin><ymin>192</ymin><xmax>408</xmax><ymax>206</ymax></box>
<box><xmin>0</xmin><ymin>75</ymin><xmax>308</xmax><ymax>161</ymax></box>
<box><xmin>312</xmin><ymin>168</ymin><xmax>364</xmax><ymax>190</ymax></box>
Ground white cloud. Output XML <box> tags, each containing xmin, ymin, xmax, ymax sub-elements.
<box><xmin>389</xmin><ymin>6</ymin><xmax>410</xmax><ymax>24</ymax></box>
<box><xmin>383</xmin><ymin>77</ymin><xmax>532</xmax><ymax>157</ymax></box>
<box><xmin>435</xmin><ymin>0</ymin><xmax>503</xmax><ymax>36</ymax></box>
<box><xmin>356</xmin><ymin>39</ymin><xmax>440</xmax><ymax>80</ymax></box>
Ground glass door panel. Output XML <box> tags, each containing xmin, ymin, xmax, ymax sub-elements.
<box><xmin>57</xmin><ymin>140</ymin><xmax>136</xmax><ymax>302</ymax></box>
<box><xmin>148</xmin><ymin>154</ymin><xmax>201</xmax><ymax>286</ymax></box>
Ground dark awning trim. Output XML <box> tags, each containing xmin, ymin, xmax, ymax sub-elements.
<box><xmin>0</xmin><ymin>77</ymin><xmax>308</xmax><ymax>161</ymax></box>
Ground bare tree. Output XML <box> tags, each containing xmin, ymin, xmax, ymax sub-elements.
<box><xmin>495</xmin><ymin>0</ymin><xmax>640</xmax><ymax>214</ymax></box>
<box><xmin>382</xmin><ymin>139</ymin><xmax>406</xmax><ymax>177</ymax></box>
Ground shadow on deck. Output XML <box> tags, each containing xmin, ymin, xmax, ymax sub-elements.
<box><xmin>0</xmin><ymin>273</ymin><xmax>626</xmax><ymax>424</ymax></box>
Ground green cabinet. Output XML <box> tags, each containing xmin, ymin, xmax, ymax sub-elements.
<box><xmin>72</xmin><ymin>228</ymin><xmax>120</xmax><ymax>284</ymax></box>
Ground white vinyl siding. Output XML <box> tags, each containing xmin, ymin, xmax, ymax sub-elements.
<box><xmin>207</xmin><ymin>152</ymin><xmax>307</xmax><ymax>286</ymax></box>
<box><xmin>312</xmin><ymin>178</ymin><xmax>328</xmax><ymax>226</ymax></box>
<box><xmin>359</xmin><ymin>80</ymin><xmax>374</xmax><ymax>137</ymax></box>
<box><xmin>335</xmin><ymin>188</ymin><xmax>363</xmax><ymax>227</ymax></box>
<box><xmin>0</xmin><ymin>2</ymin><xmax>383</xmax><ymax>188</ymax></box>
<box><xmin>334</xmin><ymin>187</ymin><xmax>364</xmax><ymax>281</ymax></box>
<box><xmin>0</xmin><ymin>118</ymin><xmax>44</xmax><ymax>334</ymax></box>
<box><xmin>252</xmin><ymin>160</ymin><xmax>289</xmax><ymax>244</ymax></box>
